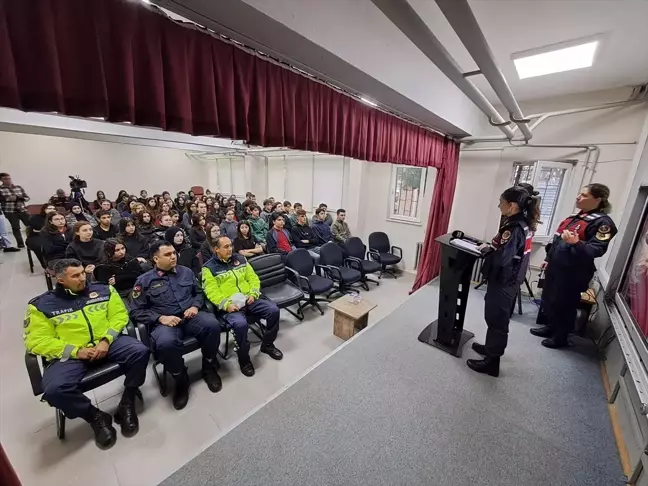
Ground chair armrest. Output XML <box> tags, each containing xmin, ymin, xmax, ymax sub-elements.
<box><xmin>135</xmin><ymin>321</ymin><xmax>151</xmax><ymax>348</ymax></box>
<box><xmin>344</xmin><ymin>257</ymin><xmax>362</xmax><ymax>272</ymax></box>
<box><xmin>315</xmin><ymin>264</ymin><xmax>328</xmax><ymax>277</ymax></box>
<box><xmin>125</xmin><ymin>321</ymin><xmax>136</xmax><ymax>338</ymax></box>
<box><xmin>25</xmin><ymin>352</ymin><xmax>44</xmax><ymax>396</ymax></box>
<box><xmin>391</xmin><ymin>246</ymin><xmax>403</xmax><ymax>258</ymax></box>
<box><xmin>204</xmin><ymin>300</ymin><xmax>215</xmax><ymax>314</ymax></box>
<box><xmin>324</xmin><ymin>265</ymin><xmax>342</xmax><ymax>281</ymax></box>
<box><xmin>285</xmin><ymin>267</ymin><xmax>311</xmax><ymax>292</ymax></box>
<box><xmin>367</xmin><ymin>249</ymin><xmax>382</xmax><ymax>263</ymax></box>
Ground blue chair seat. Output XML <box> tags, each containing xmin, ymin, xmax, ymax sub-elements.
<box><xmin>339</xmin><ymin>267</ymin><xmax>362</xmax><ymax>284</ymax></box>
<box><xmin>308</xmin><ymin>274</ymin><xmax>335</xmax><ymax>294</ymax></box>
<box><xmin>379</xmin><ymin>253</ymin><xmax>401</xmax><ymax>265</ymax></box>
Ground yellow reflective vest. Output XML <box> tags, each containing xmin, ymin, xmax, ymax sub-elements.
<box><xmin>201</xmin><ymin>254</ymin><xmax>261</xmax><ymax>310</ymax></box>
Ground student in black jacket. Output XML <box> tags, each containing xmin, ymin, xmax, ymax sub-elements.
<box><xmin>65</xmin><ymin>221</ymin><xmax>104</xmax><ymax>274</ymax></box>
<box><xmin>41</xmin><ymin>212</ymin><xmax>74</xmax><ymax>269</ymax></box>
<box><xmin>189</xmin><ymin>214</ymin><xmax>207</xmax><ymax>249</ymax></box>
<box><xmin>290</xmin><ymin>209</ymin><xmax>321</xmax><ymax>261</ymax></box>
<box><xmin>164</xmin><ymin>226</ymin><xmax>201</xmax><ymax>276</ymax></box>
<box><xmin>233</xmin><ymin>220</ymin><xmax>264</xmax><ymax>259</ymax></box>
<box><xmin>94</xmin><ymin>239</ymin><xmax>144</xmax><ymax>298</ymax></box>
<box><xmin>137</xmin><ymin>211</ymin><xmax>155</xmax><ymax>238</ymax></box>
<box><xmin>200</xmin><ymin>223</ymin><xmax>220</xmax><ymax>264</ymax></box>
<box><xmin>118</xmin><ymin>218</ymin><xmax>150</xmax><ymax>261</ymax></box>
<box><xmin>26</xmin><ymin>203</ymin><xmax>57</xmax><ymax>268</ymax></box>
<box><xmin>94</xmin><ymin>210</ymin><xmax>118</xmax><ymax>241</ymax></box>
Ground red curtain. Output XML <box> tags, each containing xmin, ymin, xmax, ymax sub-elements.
<box><xmin>0</xmin><ymin>0</ymin><xmax>459</xmax><ymax>289</ymax></box>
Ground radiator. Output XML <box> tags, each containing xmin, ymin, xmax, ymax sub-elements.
<box><xmin>471</xmin><ymin>259</ymin><xmax>483</xmax><ymax>283</ymax></box>
<box><xmin>414</xmin><ymin>242</ymin><xmax>423</xmax><ymax>270</ymax></box>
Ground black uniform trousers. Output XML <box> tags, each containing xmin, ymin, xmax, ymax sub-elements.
<box><xmin>540</xmin><ymin>268</ymin><xmax>583</xmax><ymax>343</ymax></box>
<box><xmin>4</xmin><ymin>211</ymin><xmax>30</xmax><ymax>246</ymax></box>
<box><xmin>41</xmin><ymin>336</ymin><xmax>149</xmax><ymax>420</ymax></box>
<box><xmin>484</xmin><ymin>282</ymin><xmax>517</xmax><ymax>357</ymax></box>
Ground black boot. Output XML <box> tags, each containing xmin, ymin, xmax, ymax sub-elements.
<box><xmin>172</xmin><ymin>368</ymin><xmax>190</xmax><ymax>410</ymax></box>
<box><xmin>471</xmin><ymin>342</ymin><xmax>487</xmax><ymax>355</ymax></box>
<box><xmin>202</xmin><ymin>358</ymin><xmax>222</xmax><ymax>393</ymax></box>
<box><xmin>260</xmin><ymin>343</ymin><xmax>283</xmax><ymax>360</ymax></box>
<box><xmin>530</xmin><ymin>326</ymin><xmax>553</xmax><ymax>337</ymax></box>
<box><xmin>239</xmin><ymin>356</ymin><xmax>255</xmax><ymax>377</ymax></box>
<box><xmin>541</xmin><ymin>337</ymin><xmax>568</xmax><ymax>349</ymax></box>
<box><xmin>114</xmin><ymin>388</ymin><xmax>139</xmax><ymax>438</ymax></box>
<box><xmin>87</xmin><ymin>407</ymin><xmax>117</xmax><ymax>449</ymax></box>
<box><xmin>466</xmin><ymin>357</ymin><xmax>500</xmax><ymax>377</ymax></box>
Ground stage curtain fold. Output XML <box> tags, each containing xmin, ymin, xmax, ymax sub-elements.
<box><xmin>0</xmin><ymin>0</ymin><xmax>460</xmax><ymax>289</ymax></box>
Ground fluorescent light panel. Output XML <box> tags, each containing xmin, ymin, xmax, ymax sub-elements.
<box><xmin>513</xmin><ymin>41</ymin><xmax>598</xmax><ymax>79</ymax></box>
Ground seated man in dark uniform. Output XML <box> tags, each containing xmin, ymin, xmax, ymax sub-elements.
<box><xmin>202</xmin><ymin>235</ymin><xmax>283</xmax><ymax>377</ymax></box>
<box><xmin>24</xmin><ymin>259</ymin><xmax>149</xmax><ymax>450</ymax></box>
<box><xmin>129</xmin><ymin>240</ymin><xmax>222</xmax><ymax>410</ymax></box>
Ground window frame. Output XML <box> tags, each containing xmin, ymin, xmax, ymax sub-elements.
<box><xmin>511</xmin><ymin>159</ymin><xmax>575</xmax><ymax>243</ymax></box>
<box><xmin>387</xmin><ymin>164</ymin><xmax>427</xmax><ymax>225</ymax></box>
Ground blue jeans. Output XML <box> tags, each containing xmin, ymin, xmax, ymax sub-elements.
<box><xmin>41</xmin><ymin>336</ymin><xmax>149</xmax><ymax>420</ymax></box>
<box><xmin>150</xmin><ymin>311</ymin><xmax>221</xmax><ymax>374</ymax></box>
<box><xmin>0</xmin><ymin>214</ymin><xmax>12</xmax><ymax>248</ymax></box>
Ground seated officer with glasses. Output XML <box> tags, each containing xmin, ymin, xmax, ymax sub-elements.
<box><xmin>129</xmin><ymin>240</ymin><xmax>222</xmax><ymax>411</ymax></box>
<box><xmin>24</xmin><ymin>259</ymin><xmax>149</xmax><ymax>450</ymax></box>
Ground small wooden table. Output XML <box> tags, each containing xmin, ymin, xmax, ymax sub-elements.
<box><xmin>328</xmin><ymin>296</ymin><xmax>377</xmax><ymax>340</ymax></box>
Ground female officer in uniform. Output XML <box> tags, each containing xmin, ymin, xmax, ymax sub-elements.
<box><xmin>468</xmin><ymin>186</ymin><xmax>540</xmax><ymax>377</ymax></box>
<box><xmin>530</xmin><ymin>183</ymin><xmax>617</xmax><ymax>348</ymax></box>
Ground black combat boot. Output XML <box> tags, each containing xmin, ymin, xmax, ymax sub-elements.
<box><xmin>467</xmin><ymin>357</ymin><xmax>500</xmax><ymax>377</ymax></box>
<box><xmin>530</xmin><ymin>326</ymin><xmax>553</xmax><ymax>338</ymax></box>
<box><xmin>541</xmin><ymin>337</ymin><xmax>568</xmax><ymax>349</ymax></box>
<box><xmin>239</xmin><ymin>356</ymin><xmax>255</xmax><ymax>377</ymax></box>
<box><xmin>471</xmin><ymin>342</ymin><xmax>487</xmax><ymax>355</ymax></box>
<box><xmin>114</xmin><ymin>388</ymin><xmax>139</xmax><ymax>437</ymax></box>
<box><xmin>173</xmin><ymin>368</ymin><xmax>190</xmax><ymax>410</ymax></box>
<box><xmin>87</xmin><ymin>407</ymin><xmax>117</xmax><ymax>449</ymax></box>
<box><xmin>201</xmin><ymin>357</ymin><xmax>222</xmax><ymax>393</ymax></box>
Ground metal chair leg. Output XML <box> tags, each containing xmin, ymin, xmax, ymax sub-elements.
<box><xmin>313</xmin><ymin>301</ymin><xmax>324</xmax><ymax>315</ymax></box>
<box><xmin>27</xmin><ymin>248</ymin><xmax>34</xmax><ymax>274</ymax></box>
<box><xmin>56</xmin><ymin>408</ymin><xmax>66</xmax><ymax>440</ymax></box>
<box><xmin>218</xmin><ymin>331</ymin><xmax>230</xmax><ymax>360</ymax></box>
<box><xmin>153</xmin><ymin>361</ymin><xmax>168</xmax><ymax>397</ymax></box>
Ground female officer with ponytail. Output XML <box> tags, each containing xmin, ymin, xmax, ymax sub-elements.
<box><xmin>530</xmin><ymin>183</ymin><xmax>617</xmax><ymax>348</ymax></box>
<box><xmin>467</xmin><ymin>186</ymin><xmax>540</xmax><ymax>377</ymax></box>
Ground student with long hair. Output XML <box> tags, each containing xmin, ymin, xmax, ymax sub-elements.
<box><xmin>201</xmin><ymin>223</ymin><xmax>220</xmax><ymax>263</ymax></box>
<box><xmin>146</xmin><ymin>198</ymin><xmax>158</xmax><ymax>218</ymax></box>
<box><xmin>94</xmin><ymin>239</ymin><xmax>144</xmax><ymax>297</ymax></box>
<box><xmin>65</xmin><ymin>221</ymin><xmax>104</xmax><ymax>274</ymax></box>
<box><xmin>467</xmin><ymin>186</ymin><xmax>540</xmax><ymax>377</ymax></box>
<box><xmin>530</xmin><ymin>183</ymin><xmax>618</xmax><ymax>349</ymax></box>
<box><xmin>118</xmin><ymin>218</ymin><xmax>150</xmax><ymax>261</ymax></box>
<box><xmin>137</xmin><ymin>211</ymin><xmax>155</xmax><ymax>238</ymax></box>
<box><xmin>182</xmin><ymin>200</ymin><xmax>198</xmax><ymax>229</ymax></box>
<box><xmin>26</xmin><ymin>203</ymin><xmax>57</xmax><ymax>267</ymax></box>
<box><xmin>66</xmin><ymin>202</ymin><xmax>98</xmax><ymax>228</ymax></box>
<box><xmin>41</xmin><ymin>212</ymin><xmax>74</xmax><ymax>268</ymax></box>
<box><xmin>189</xmin><ymin>214</ymin><xmax>207</xmax><ymax>249</ymax></box>
<box><xmin>233</xmin><ymin>220</ymin><xmax>263</xmax><ymax>259</ymax></box>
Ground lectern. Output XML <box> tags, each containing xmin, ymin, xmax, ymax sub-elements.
<box><xmin>418</xmin><ymin>232</ymin><xmax>491</xmax><ymax>357</ymax></box>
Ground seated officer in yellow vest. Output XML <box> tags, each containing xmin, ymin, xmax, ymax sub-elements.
<box><xmin>24</xmin><ymin>258</ymin><xmax>149</xmax><ymax>450</ymax></box>
<box><xmin>202</xmin><ymin>235</ymin><xmax>283</xmax><ymax>378</ymax></box>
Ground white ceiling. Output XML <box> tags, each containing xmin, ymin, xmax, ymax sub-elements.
<box><xmin>411</xmin><ymin>0</ymin><xmax>648</xmax><ymax>103</ymax></box>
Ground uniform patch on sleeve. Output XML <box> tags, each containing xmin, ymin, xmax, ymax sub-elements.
<box><xmin>132</xmin><ymin>285</ymin><xmax>142</xmax><ymax>299</ymax></box>
<box><xmin>596</xmin><ymin>224</ymin><xmax>612</xmax><ymax>241</ymax></box>
<box><xmin>501</xmin><ymin>230</ymin><xmax>511</xmax><ymax>243</ymax></box>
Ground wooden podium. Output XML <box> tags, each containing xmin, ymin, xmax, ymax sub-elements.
<box><xmin>418</xmin><ymin>233</ymin><xmax>488</xmax><ymax>357</ymax></box>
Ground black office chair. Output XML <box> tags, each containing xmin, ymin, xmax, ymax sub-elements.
<box><xmin>27</xmin><ymin>247</ymin><xmax>35</xmax><ymax>273</ymax></box>
<box><xmin>318</xmin><ymin>242</ymin><xmax>363</xmax><ymax>294</ymax></box>
<box><xmin>25</xmin><ymin>322</ymin><xmax>143</xmax><ymax>439</ymax></box>
<box><xmin>286</xmin><ymin>249</ymin><xmax>335</xmax><ymax>315</ymax></box>
<box><xmin>346</xmin><ymin>237</ymin><xmax>380</xmax><ymax>289</ymax></box>
<box><xmin>368</xmin><ymin>232</ymin><xmax>402</xmax><ymax>278</ymax></box>
<box><xmin>249</xmin><ymin>253</ymin><xmax>306</xmax><ymax>320</ymax></box>
<box><xmin>136</xmin><ymin>316</ymin><xmax>230</xmax><ymax>397</ymax></box>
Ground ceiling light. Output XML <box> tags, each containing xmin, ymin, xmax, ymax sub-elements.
<box><xmin>512</xmin><ymin>38</ymin><xmax>599</xmax><ymax>80</ymax></box>
<box><xmin>141</xmin><ymin>0</ymin><xmax>152</xmax><ymax>4</ymax></box>
<box><xmin>360</xmin><ymin>97</ymin><xmax>378</xmax><ymax>107</ymax></box>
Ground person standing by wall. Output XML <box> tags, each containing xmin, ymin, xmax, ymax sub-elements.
<box><xmin>0</xmin><ymin>172</ymin><xmax>31</xmax><ymax>248</ymax></box>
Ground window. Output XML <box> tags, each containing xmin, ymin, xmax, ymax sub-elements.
<box><xmin>510</xmin><ymin>161</ymin><xmax>572</xmax><ymax>238</ymax></box>
<box><xmin>389</xmin><ymin>165</ymin><xmax>426</xmax><ymax>223</ymax></box>
<box><xmin>620</xmin><ymin>211</ymin><xmax>648</xmax><ymax>338</ymax></box>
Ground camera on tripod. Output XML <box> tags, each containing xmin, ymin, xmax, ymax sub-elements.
<box><xmin>68</xmin><ymin>175</ymin><xmax>88</xmax><ymax>191</ymax></box>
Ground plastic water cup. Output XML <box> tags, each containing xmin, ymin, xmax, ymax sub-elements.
<box><xmin>231</xmin><ymin>293</ymin><xmax>246</xmax><ymax>308</ymax></box>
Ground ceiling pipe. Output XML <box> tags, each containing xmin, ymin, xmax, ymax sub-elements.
<box><xmin>462</xmin><ymin>97</ymin><xmax>647</xmax><ymax>143</ymax></box>
<box><xmin>369</xmin><ymin>0</ymin><xmax>515</xmax><ymax>140</ymax></box>
<box><xmin>435</xmin><ymin>0</ymin><xmax>532</xmax><ymax>141</ymax></box>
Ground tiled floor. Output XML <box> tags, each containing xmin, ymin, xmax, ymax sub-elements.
<box><xmin>0</xmin><ymin>250</ymin><xmax>414</xmax><ymax>486</ymax></box>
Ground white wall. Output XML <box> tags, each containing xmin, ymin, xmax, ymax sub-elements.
<box><xmin>0</xmin><ymin>131</ymin><xmax>209</xmax><ymax>203</ymax></box>
<box><xmin>451</xmin><ymin>87</ymin><xmax>648</xmax><ymax>291</ymax></box>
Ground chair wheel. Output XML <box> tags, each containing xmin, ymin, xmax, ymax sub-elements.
<box><xmin>56</xmin><ymin>409</ymin><xmax>66</xmax><ymax>440</ymax></box>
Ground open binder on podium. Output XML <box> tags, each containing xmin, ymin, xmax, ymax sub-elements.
<box><xmin>417</xmin><ymin>231</ymin><xmax>493</xmax><ymax>357</ymax></box>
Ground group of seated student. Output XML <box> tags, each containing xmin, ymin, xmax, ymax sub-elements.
<box><xmin>23</xmin><ymin>187</ymin><xmax>362</xmax><ymax>451</ymax></box>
